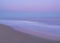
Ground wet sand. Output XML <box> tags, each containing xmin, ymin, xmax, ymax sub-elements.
<box><xmin>0</xmin><ymin>24</ymin><xmax>59</xmax><ymax>43</ymax></box>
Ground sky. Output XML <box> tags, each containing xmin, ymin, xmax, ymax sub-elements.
<box><xmin>0</xmin><ymin>0</ymin><xmax>60</xmax><ymax>19</ymax></box>
<box><xmin>0</xmin><ymin>0</ymin><xmax>60</xmax><ymax>12</ymax></box>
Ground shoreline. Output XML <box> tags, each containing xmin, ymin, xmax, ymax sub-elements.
<box><xmin>0</xmin><ymin>24</ymin><xmax>59</xmax><ymax>43</ymax></box>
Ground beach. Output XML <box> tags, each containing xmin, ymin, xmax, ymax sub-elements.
<box><xmin>0</xmin><ymin>24</ymin><xmax>59</xmax><ymax>43</ymax></box>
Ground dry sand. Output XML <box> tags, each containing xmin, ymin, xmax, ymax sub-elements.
<box><xmin>0</xmin><ymin>24</ymin><xmax>59</xmax><ymax>43</ymax></box>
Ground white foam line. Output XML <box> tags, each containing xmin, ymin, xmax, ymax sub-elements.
<box><xmin>0</xmin><ymin>20</ymin><xmax>60</xmax><ymax>29</ymax></box>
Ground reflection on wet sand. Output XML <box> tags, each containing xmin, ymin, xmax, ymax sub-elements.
<box><xmin>0</xmin><ymin>24</ymin><xmax>59</xmax><ymax>43</ymax></box>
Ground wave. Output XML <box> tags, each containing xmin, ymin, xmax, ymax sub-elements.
<box><xmin>0</xmin><ymin>20</ymin><xmax>60</xmax><ymax>41</ymax></box>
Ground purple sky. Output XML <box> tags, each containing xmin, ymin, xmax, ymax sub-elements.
<box><xmin>0</xmin><ymin>0</ymin><xmax>60</xmax><ymax>12</ymax></box>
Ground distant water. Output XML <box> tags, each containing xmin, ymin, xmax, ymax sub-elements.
<box><xmin>0</xmin><ymin>11</ymin><xmax>60</xmax><ymax>19</ymax></box>
<box><xmin>0</xmin><ymin>11</ymin><xmax>60</xmax><ymax>25</ymax></box>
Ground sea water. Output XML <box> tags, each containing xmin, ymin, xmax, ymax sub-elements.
<box><xmin>0</xmin><ymin>11</ymin><xmax>60</xmax><ymax>41</ymax></box>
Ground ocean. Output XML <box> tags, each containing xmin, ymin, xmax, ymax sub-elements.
<box><xmin>0</xmin><ymin>11</ymin><xmax>60</xmax><ymax>41</ymax></box>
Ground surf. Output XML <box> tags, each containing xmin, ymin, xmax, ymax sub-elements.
<box><xmin>0</xmin><ymin>20</ymin><xmax>60</xmax><ymax>41</ymax></box>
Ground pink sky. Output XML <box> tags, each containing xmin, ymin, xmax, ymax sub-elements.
<box><xmin>3</xmin><ymin>5</ymin><xmax>60</xmax><ymax>12</ymax></box>
<box><xmin>0</xmin><ymin>0</ymin><xmax>60</xmax><ymax>12</ymax></box>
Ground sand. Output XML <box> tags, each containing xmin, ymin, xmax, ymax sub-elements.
<box><xmin>0</xmin><ymin>24</ymin><xmax>59</xmax><ymax>43</ymax></box>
